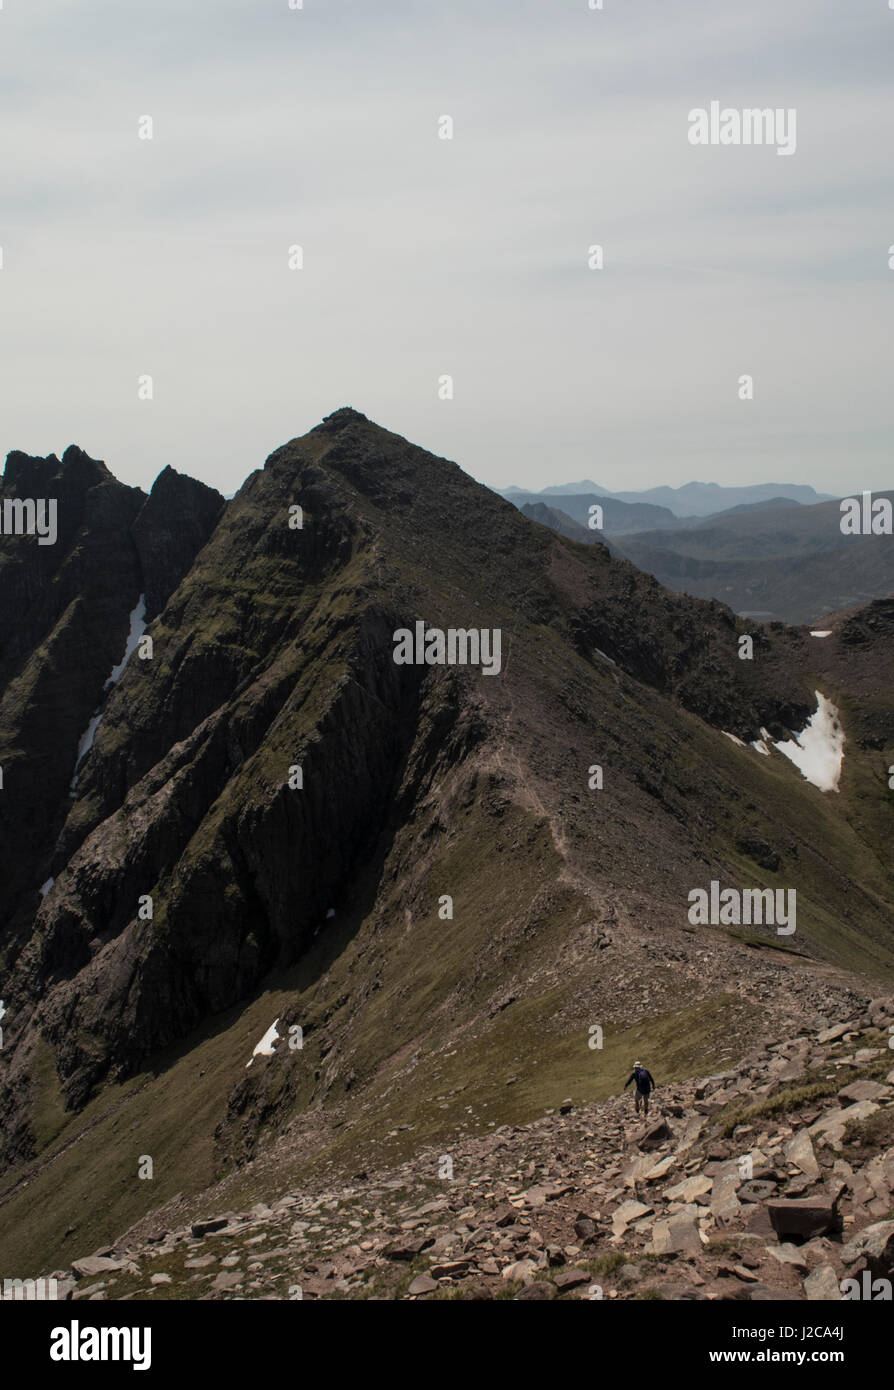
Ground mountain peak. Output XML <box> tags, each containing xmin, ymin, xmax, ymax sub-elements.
<box><xmin>3</xmin><ymin>445</ymin><xmax>113</xmax><ymax>497</ymax></box>
<box><xmin>541</xmin><ymin>479</ymin><xmax>607</xmax><ymax>496</ymax></box>
<box><xmin>318</xmin><ymin>406</ymin><xmax>370</xmax><ymax>431</ymax></box>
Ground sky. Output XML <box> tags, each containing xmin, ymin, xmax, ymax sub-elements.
<box><xmin>1</xmin><ymin>0</ymin><xmax>892</xmax><ymax>498</ymax></box>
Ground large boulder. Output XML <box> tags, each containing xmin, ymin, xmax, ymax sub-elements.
<box><xmin>767</xmin><ymin>1197</ymin><xmax>841</xmax><ymax>1241</ymax></box>
<box><xmin>817</xmin><ymin>1023</ymin><xmax>851</xmax><ymax>1045</ymax></box>
<box><xmin>635</xmin><ymin>1118</ymin><xmax>672</xmax><ymax>1151</ymax></box>
<box><xmin>190</xmin><ymin>1217</ymin><xmax>230</xmax><ymax>1238</ymax></box>
<box><xmin>70</xmin><ymin>1255</ymin><xmax>130</xmax><ymax>1279</ymax></box>
<box><xmin>664</xmin><ymin>1174</ymin><xmax>712</xmax><ymax>1203</ymax></box>
<box><xmin>837</xmin><ymin>1080</ymin><xmax>890</xmax><ymax>1104</ymax></box>
<box><xmin>650</xmin><ymin>1214</ymin><xmax>703</xmax><ymax>1255</ymax></box>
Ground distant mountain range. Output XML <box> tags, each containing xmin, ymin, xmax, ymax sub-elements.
<box><xmin>519</xmin><ymin>489</ymin><xmax>894</xmax><ymax>624</ymax></box>
<box><xmin>500</xmin><ymin>480</ymin><xmax>836</xmax><ymax>519</ymax></box>
<box><xmin>611</xmin><ymin>493</ymin><xmax>894</xmax><ymax>625</ymax></box>
<box><xmin>517</xmin><ymin>492</ymin><xmax>680</xmax><ymax>536</ymax></box>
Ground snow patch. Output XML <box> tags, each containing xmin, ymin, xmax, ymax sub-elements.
<box><xmin>750</xmin><ymin>739</ymin><xmax>772</xmax><ymax>756</ymax></box>
<box><xmin>594</xmin><ymin>648</ymin><xmax>616</xmax><ymax>666</ymax></box>
<box><xmin>722</xmin><ymin>731</ymin><xmax>746</xmax><ymax>747</ymax></box>
<box><xmin>105</xmin><ymin>596</ymin><xmax>147</xmax><ymax>688</ymax></box>
<box><xmin>39</xmin><ymin>877</ymin><xmax>55</xmax><ymax>897</ymax></box>
<box><xmin>70</xmin><ymin>596</ymin><xmax>147</xmax><ymax>792</ymax></box>
<box><xmin>810</xmin><ymin>630</ymin><xmax>832</xmax><ymax>638</ymax></box>
<box><xmin>71</xmin><ymin>713</ymin><xmax>104</xmax><ymax>788</ymax></box>
<box><xmin>773</xmin><ymin>691</ymin><xmax>844</xmax><ymax>793</ymax></box>
<box><xmin>246</xmin><ymin>1018</ymin><xmax>281</xmax><ymax>1068</ymax></box>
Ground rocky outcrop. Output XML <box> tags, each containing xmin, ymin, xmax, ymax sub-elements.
<box><xmin>131</xmin><ymin>466</ymin><xmax>225</xmax><ymax>622</ymax></box>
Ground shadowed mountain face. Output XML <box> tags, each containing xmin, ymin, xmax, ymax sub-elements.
<box><xmin>0</xmin><ymin>409</ymin><xmax>892</xmax><ymax>1272</ymax></box>
<box><xmin>0</xmin><ymin>451</ymin><xmax>224</xmax><ymax>953</ymax></box>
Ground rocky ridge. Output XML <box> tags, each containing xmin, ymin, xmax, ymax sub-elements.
<box><xmin>55</xmin><ymin>997</ymin><xmax>894</xmax><ymax>1302</ymax></box>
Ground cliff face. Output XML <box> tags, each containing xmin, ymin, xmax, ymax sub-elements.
<box><xmin>0</xmin><ymin>449</ymin><xmax>145</xmax><ymax>951</ymax></box>
<box><xmin>0</xmin><ymin>410</ymin><xmax>892</xmax><ymax>1269</ymax></box>
<box><xmin>0</xmin><ymin>452</ymin><xmax>224</xmax><ymax>959</ymax></box>
<box><xmin>131</xmin><ymin>465</ymin><xmax>225</xmax><ymax>623</ymax></box>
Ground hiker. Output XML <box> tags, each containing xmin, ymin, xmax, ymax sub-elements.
<box><xmin>624</xmin><ymin>1060</ymin><xmax>656</xmax><ymax>1117</ymax></box>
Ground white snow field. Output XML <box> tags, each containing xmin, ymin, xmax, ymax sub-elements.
<box><xmin>722</xmin><ymin>693</ymin><xmax>844</xmax><ymax>793</ymax></box>
<box><xmin>773</xmin><ymin>692</ymin><xmax>845</xmax><ymax>793</ymax></box>
<box><xmin>246</xmin><ymin>1019</ymin><xmax>281</xmax><ymax>1067</ymax></box>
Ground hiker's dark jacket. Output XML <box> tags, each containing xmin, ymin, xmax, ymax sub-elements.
<box><xmin>624</xmin><ymin>1068</ymin><xmax>656</xmax><ymax>1095</ymax></box>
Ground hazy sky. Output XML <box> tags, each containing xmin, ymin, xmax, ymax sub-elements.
<box><xmin>1</xmin><ymin>0</ymin><xmax>892</xmax><ymax>497</ymax></box>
